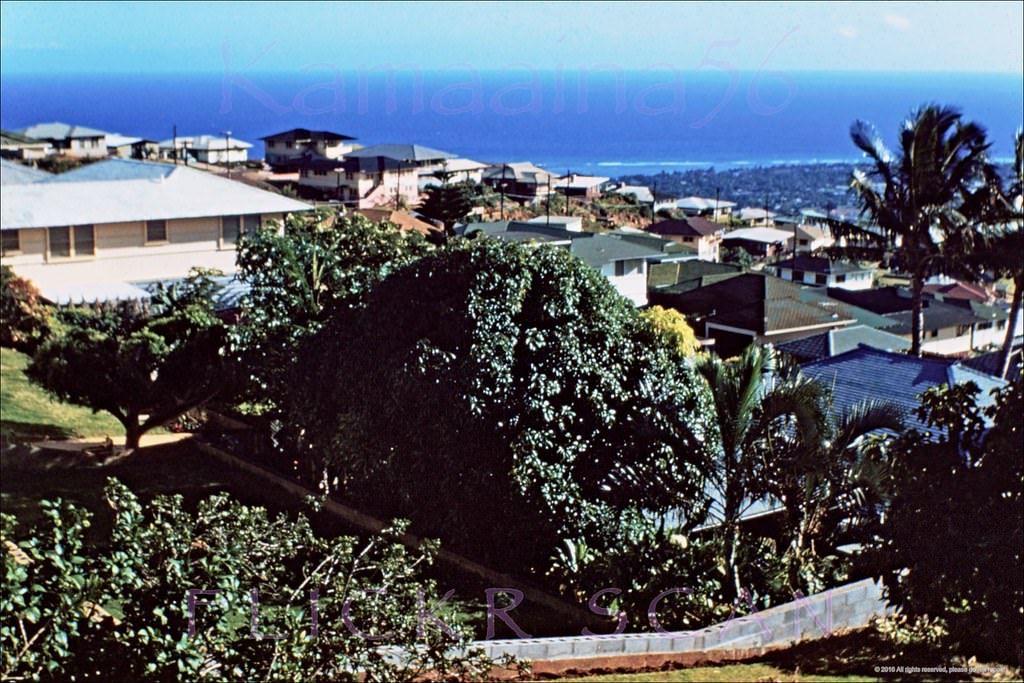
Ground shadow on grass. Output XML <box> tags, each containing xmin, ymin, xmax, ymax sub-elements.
<box><xmin>0</xmin><ymin>419</ymin><xmax>76</xmax><ymax>443</ymax></box>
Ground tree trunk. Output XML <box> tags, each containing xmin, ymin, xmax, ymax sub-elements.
<box><xmin>124</xmin><ymin>419</ymin><xmax>143</xmax><ymax>450</ymax></box>
<box><xmin>910</xmin><ymin>274</ymin><xmax>925</xmax><ymax>357</ymax></box>
<box><xmin>998</xmin><ymin>273</ymin><xmax>1023</xmax><ymax>379</ymax></box>
<box><xmin>723</xmin><ymin>472</ymin><xmax>743</xmax><ymax>603</ymax></box>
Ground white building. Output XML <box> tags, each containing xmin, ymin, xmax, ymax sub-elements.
<box><xmin>1</xmin><ymin>159</ymin><xmax>310</xmax><ymax>302</ymax></box>
<box><xmin>770</xmin><ymin>256</ymin><xmax>873</xmax><ymax>291</ymax></box>
<box><xmin>159</xmin><ymin>135</ymin><xmax>253</xmax><ymax>164</ymax></box>
<box><xmin>261</xmin><ymin>128</ymin><xmax>358</xmax><ymax>171</ymax></box>
<box><xmin>17</xmin><ymin>122</ymin><xmax>109</xmax><ymax>159</ymax></box>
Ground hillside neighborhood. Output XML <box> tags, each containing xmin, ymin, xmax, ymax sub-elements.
<box><xmin>1</xmin><ymin>107</ymin><xmax>1022</xmax><ymax>681</ymax></box>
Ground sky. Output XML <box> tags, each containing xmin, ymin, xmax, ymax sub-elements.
<box><xmin>1</xmin><ymin>1</ymin><xmax>1022</xmax><ymax>75</ymax></box>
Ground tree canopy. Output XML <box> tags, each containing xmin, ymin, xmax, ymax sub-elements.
<box><xmin>26</xmin><ymin>270</ymin><xmax>231</xmax><ymax>449</ymax></box>
<box><xmin>283</xmin><ymin>239</ymin><xmax>712</xmax><ymax>572</ymax></box>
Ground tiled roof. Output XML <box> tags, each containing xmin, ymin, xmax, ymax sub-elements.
<box><xmin>777</xmin><ymin>325</ymin><xmax>911</xmax><ymax>362</ymax></box>
<box><xmin>260</xmin><ymin>128</ymin><xmax>356</xmax><ymax>142</ymax></box>
<box><xmin>801</xmin><ymin>346</ymin><xmax>1006</xmax><ymax>435</ymax></box>
<box><xmin>345</xmin><ymin>144</ymin><xmax>455</xmax><ymax>162</ymax></box>
<box><xmin>647</xmin><ymin>260</ymin><xmax>742</xmax><ymax>289</ymax></box>
<box><xmin>646</xmin><ymin>216</ymin><xmax>724</xmax><ymax>238</ymax></box>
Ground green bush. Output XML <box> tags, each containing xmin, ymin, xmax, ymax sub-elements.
<box><xmin>1</xmin><ymin>266</ymin><xmax>51</xmax><ymax>354</ymax></box>
<box><xmin>1</xmin><ymin>480</ymin><xmax>508</xmax><ymax>681</ymax></box>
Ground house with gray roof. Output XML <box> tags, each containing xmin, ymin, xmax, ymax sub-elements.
<box><xmin>17</xmin><ymin>122</ymin><xmax>109</xmax><ymax>159</ymax></box>
<box><xmin>769</xmin><ymin>255</ymin><xmax>874</xmax><ymax>290</ymax></box>
<box><xmin>1</xmin><ymin>158</ymin><xmax>310</xmax><ymax>304</ymax></box>
<box><xmin>675</xmin><ymin>195</ymin><xmax>736</xmax><ymax>219</ymax></box>
<box><xmin>482</xmin><ymin>162</ymin><xmax>556</xmax><ymax>203</ymax></box>
<box><xmin>261</xmin><ymin>128</ymin><xmax>357</xmax><ymax>171</ymax></box>
<box><xmin>158</xmin><ymin>135</ymin><xmax>253</xmax><ymax>164</ymax></box>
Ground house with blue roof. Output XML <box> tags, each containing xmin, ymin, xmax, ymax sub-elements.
<box><xmin>801</xmin><ymin>346</ymin><xmax>1006</xmax><ymax>435</ymax></box>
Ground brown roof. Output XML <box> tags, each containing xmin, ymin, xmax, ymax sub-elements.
<box><xmin>355</xmin><ymin>209</ymin><xmax>441</xmax><ymax>237</ymax></box>
<box><xmin>922</xmin><ymin>281</ymin><xmax>989</xmax><ymax>303</ymax></box>
<box><xmin>646</xmin><ymin>216</ymin><xmax>724</xmax><ymax>238</ymax></box>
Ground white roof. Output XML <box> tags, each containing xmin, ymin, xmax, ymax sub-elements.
<box><xmin>736</xmin><ymin>207</ymin><xmax>778</xmax><ymax>221</ymax></box>
<box><xmin>105</xmin><ymin>133</ymin><xmax>149</xmax><ymax>148</ymax></box>
<box><xmin>0</xmin><ymin>159</ymin><xmax>52</xmax><ymax>185</ymax></box>
<box><xmin>555</xmin><ymin>174</ymin><xmax>610</xmax><ymax>189</ymax></box>
<box><xmin>676</xmin><ymin>196</ymin><xmax>737</xmax><ymax>210</ymax></box>
<box><xmin>158</xmin><ymin>135</ymin><xmax>253</xmax><ymax>151</ymax></box>
<box><xmin>1</xmin><ymin>159</ymin><xmax>310</xmax><ymax>230</ymax></box>
<box><xmin>613</xmin><ymin>184</ymin><xmax>654</xmax><ymax>203</ymax></box>
<box><xmin>439</xmin><ymin>158</ymin><xmax>487</xmax><ymax>172</ymax></box>
<box><xmin>38</xmin><ymin>281</ymin><xmax>153</xmax><ymax>306</ymax></box>
<box><xmin>722</xmin><ymin>227</ymin><xmax>793</xmax><ymax>244</ymax></box>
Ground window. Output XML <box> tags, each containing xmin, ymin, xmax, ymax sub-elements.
<box><xmin>978</xmin><ymin>321</ymin><xmax>994</xmax><ymax>330</ymax></box>
<box><xmin>1</xmin><ymin>230</ymin><xmax>19</xmax><ymax>255</ymax></box>
<box><xmin>244</xmin><ymin>214</ymin><xmax>262</xmax><ymax>234</ymax></box>
<box><xmin>792</xmin><ymin>270</ymin><xmax>805</xmax><ymax>281</ymax></box>
<box><xmin>74</xmin><ymin>224</ymin><xmax>94</xmax><ymax>255</ymax></box>
<box><xmin>998</xmin><ymin>320</ymin><xmax>1007</xmax><ymax>330</ymax></box>
<box><xmin>47</xmin><ymin>225</ymin><xmax>94</xmax><ymax>259</ymax></box>
<box><xmin>956</xmin><ymin>324</ymin><xmax>971</xmax><ymax>337</ymax></box>
<box><xmin>146</xmin><ymin>220</ymin><xmax>167</xmax><ymax>243</ymax></box>
<box><xmin>614</xmin><ymin>259</ymin><xmax>643</xmax><ymax>276</ymax></box>
<box><xmin>267</xmin><ymin>140</ymin><xmax>276</xmax><ymax>149</ymax></box>
<box><xmin>836</xmin><ymin>274</ymin><xmax>847</xmax><ymax>283</ymax></box>
<box><xmin>929</xmin><ymin>329</ymin><xmax>939</xmax><ymax>338</ymax></box>
<box><xmin>49</xmin><ymin>226</ymin><xmax>71</xmax><ymax>258</ymax></box>
<box><xmin>799</xmin><ymin>239</ymin><xmax>809</xmax><ymax>246</ymax></box>
<box><xmin>815</xmin><ymin>274</ymin><xmax>827</xmax><ymax>285</ymax></box>
<box><xmin>222</xmin><ymin>216</ymin><xmax>241</xmax><ymax>245</ymax></box>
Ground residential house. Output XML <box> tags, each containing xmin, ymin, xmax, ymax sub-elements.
<box><xmin>647</xmin><ymin>259</ymin><xmax>742</xmax><ymax>291</ymax></box>
<box><xmin>801</xmin><ymin>346</ymin><xmax>1005</xmax><ymax>435</ymax></box>
<box><xmin>799</xmin><ymin>208</ymin><xmax>830</xmax><ymax>228</ymax></box>
<box><xmin>644</xmin><ymin>216</ymin><xmax>725</xmax><ymax>262</ymax></box>
<box><xmin>0</xmin><ymin>130</ymin><xmax>53</xmax><ymax>160</ymax></box>
<box><xmin>17</xmin><ymin>122</ymin><xmax>108</xmax><ymax>159</ymax></box>
<box><xmin>721</xmin><ymin>227</ymin><xmax>792</xmax><ymax>259</ymax></box>
<box><xmin>457</xmin><ymin>221</ymin><xmax>659</xmax><ymax>306</ymax></box>
<box><xmin>607</xmin><ymin>227</ymin><xmax>699</xmax><ymax>264</ymax></box>
<box><xmin>0</xmin><ymin>159</ymin><xmax>310</xmax><ymax>303</ymax></box>
<box><xmin>769</xmin><ymin>255</ymin><xmax>873</xmax><ymax>290</ymax></box>
<box><xmin>676</xmin><ymin>196</ymin><xmax>736</xmax><ymax>220</ymax></box>
<box><xmin>922</xmin><ymin>278</ymin><xmax>991</xmax><ymax>304</ymax></box>
<box><xmin>482</xmin><ymin>162</ymin><xmax>556</xmax><ymax>203</ymax></box>
<box><xmin>735</xmin><ymin>207</ymin><xmax>777</xmax><ymax>226</ymax></box>
<box><xmin>159</xmin><ymin>135</ymin><xmax>253</xmax><ymax>164</ymax></box>
<box><xmin>791</xmin><ymin>224</ymin><xmax>833</xmax><ymax>252</ymax></box>
<box><xmin>826</xmin><ymin>285</ymin><xmax>1020</xmax><ymax>356</ymax></box>
<box><xmin>555</xmin><ymin>173</ymin><xmax>609</xmax><ymax>199</ymax></box>
<box><xmin>653</xmin><ymin>193</ymin><xmax>683</xmax><ymax>214</ymax></box>
<box><xmin>960</xmin><ymin>348</ymin><xmax>1023</xmax><ymax>383</ymax></box>
<box><xmin>297</xmin><ymin>144</ymin><xmax>454</xmax><ymax>208</ymax></box>
<box><xmin>776</xmin><ymin>325</ymin><xmax>911</xmax><ymax>363</ymax></box>
<box><xmin>649</xmin><ymin>273</ymin><xmax>859</xmax><ymax>357</ymax></box>
<box><xmin>261</xmin><ymin>128</ymin><xmax>357</xmax><ymax>171</ymax></box>
<box><xmin>105</xmin><ymin>134</ymin><xmax>160</xmax><ymax>160</ymax></box>
<box><xmin>609</xmin><ymin>183</ymin><xmax>654</xmax><ymax>204</ymax></box>
<box><xmin>526</xmin><ymin>215</ymin><xmax>583</xmax><ymax>232</ymax></box>
<box><xmin>419</xmin><ymin>157</ymin><xmax>488</xmax><ymax>189</ymax></box>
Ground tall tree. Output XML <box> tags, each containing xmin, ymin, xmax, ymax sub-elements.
<box><xmin>835</xmin><ymin>104</ymin><xmax>993</xmax><ymax>355</ymax></box>
<box><xmin>26</xmin><ymin>270</ymin><xmax>231</xmax><ymax>449</ymax></box>
<box><xmin>693</xmin><ymin>345</ymin><xmax>830</xmax><ymax>602</ymax></box>
<box><xmin>417</xmin><ymin>168</ymin><xmax>473</xmax><ymax>237</ymax></box>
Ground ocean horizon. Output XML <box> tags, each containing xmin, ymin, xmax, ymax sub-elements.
<box><xmin>2</xmin><ymin>70</ymin><xmax>1021</xmax><ymax>176</ymax></box>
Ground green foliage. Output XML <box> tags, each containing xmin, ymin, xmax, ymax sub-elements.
<box><xmin>232</xmin><ymin>210</ymin><xmax>431</xmax><ymax>420</ymax></box>
<box><xmin>418</xmin><ymin>181</ymin><xmax>474</xmax><ymax>235</ymax></box>
<box><xmin>721</xmin><ymin>246</ymin><xmax>754</xmax><ymax>270</ymax></box>
<box><xmin>1</xmin><ymin>266</ymin><xmax>51</xmax><ymax>354</ymax></box>
<box><xmin>1</xmin><ymin>480</ymin><xmax>507</xmax><ymax>681</ymax></box>
<box><xmin>285</xmin><ymin>239</ymin><xmax>712</xmax><ymax>574</ymax></box>
<box><xmin>641</xmin><ymin>305</ymin><xmax>701</xmax><ymax>358</ymax></box>
<box><xmin>867</xmin><ymin>377</ymin><xmax>1023</xmax><ymax>664</ymax></box>
<box><xmin>26</xmin><ymin>269</ymin><xmax>231</xmax><ymax>448</ymax></box>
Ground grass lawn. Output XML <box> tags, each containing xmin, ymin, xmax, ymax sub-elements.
<box><xmin>1</xmin><ymin>346</ymin><xmax>126</xmax><ymax>443</ymax></box>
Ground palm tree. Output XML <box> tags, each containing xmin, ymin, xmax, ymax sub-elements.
<box><xmin>836</xmin><ymin>104</ymin><xmax>993</xmax><ymax>356</ymax></box>
<box><xmin>976</xmin><ymin>131</ymin><xmax>1024</xmax><ymax>378</ymax></box>
<box><xmin>694</xmin><ymin>344</ymin><xmax>829</xmax><ymax>602</ymax></box>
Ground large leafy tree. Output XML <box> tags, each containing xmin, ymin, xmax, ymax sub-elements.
<box><xmin>866</xmin><ymin>377</ymin><xmax>1023</xmax><ymax>665</ymax></box>
<box><xmin>836</xmin><ymin>104</ymin><xmax>993</xmax><ymax>355</ymax></box>
<box><xmin>417</xmin><ymin>173</ymin><xmax>474</xmax><ymax>237</ymax></box>
<box><xmin>26</xmin><ymin>270</ymin><xmax>231</xmax><ymax>449</ymax></box>
<box><xmin>232</xmin><ymin>210</ymin><xmax>431</xmax><ymax>418</ymax></box>
<box><xmin>284</xmin><ymin>239</ymin><xmax>712</xmax><ymax>573</ymax></box>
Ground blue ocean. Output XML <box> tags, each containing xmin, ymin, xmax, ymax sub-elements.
<box><xmin>1</xmin><ymin>70</ymin><xmax>1021</xmax><ymax>175</ymax></box>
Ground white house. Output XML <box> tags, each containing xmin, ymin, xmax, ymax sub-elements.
<box><xmin>17</xmin><ymin>122</ymin><xmax>109</xmax><ymax>159</ymax></box>
<box><xmin>735</xmin><ymin>207</ymin><xmax>777</xmax><ymax>226</ymax></box>
<box><xmin>1</xmin><ymin>159</ymin><xmax>310</xmax><ymax>303</ymax></box>
<box><xmin>1</xmin><ymin>130</ymin><xmax>53</xmax><ymax>160</ymax></box>
<box><xmin>261</xmin><ymin>128</ymin><xmax>358</xmax><ymax>171</ymax></box>
<box><xmin>770</xmin><ymin>256</ymin><xmax>874</xmax><ymax>291</ymax></box>
<box><xmin>526</xmin><ymin>215</ymin><xmax>583</xmax><ymax>232</ymax></box>
<box><xmin>676</xmin><ymin>196</ymin><xmax>736</xmax><ymax>220</ymax></box>
<box><xmin>159</xmin><ymin>135</ymin><xmax>253</xmax><ymax>164</ymax></box>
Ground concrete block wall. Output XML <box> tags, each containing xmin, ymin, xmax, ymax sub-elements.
<box><xmin>472</xmin><ymin>578</ymin><xmax>888</xmax><ymax>663</ymax></box>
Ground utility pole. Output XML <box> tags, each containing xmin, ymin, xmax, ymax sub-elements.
<box><xmin>224</xmin><ymin>130</ymin><xmax>232</xmax><ymax>178</ymax></box>
<box><xmin>546</xmin><ymin>174</ymin><xmax>553</xmax><ymax>225</ymax></box>
<box><xmin>652</xmin><ymin>181</ymin><xmax>658</xmax><ymax>224</ymax></box>
<box><xmin>172</xmin><ymin>125</ymin><xmax>177</xmax><ymax>165</ymax></box>
<box><xmin>499</xmin><ymin>164</ymin><xmax>507</xmax><ymax>221</ymax></box>
<box><xmin>564</xmin><ymin>169</ymin><xmax>571</xmax><ymax>216</ymax></box>
<box><xmin>395</xmin><ymin>165</ymin><xmax>401</xmax><ymax>210</ymax></box>
<box><xmin>715</xmin><ymin>187</ymin><xmax>721</xmax><ymax>222</ymax></box>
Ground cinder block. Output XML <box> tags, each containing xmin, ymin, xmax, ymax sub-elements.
<box><xmin>594</xmin><ymin>637</ymin><xmax>626</xmax><ymax>655</ymax></box>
